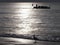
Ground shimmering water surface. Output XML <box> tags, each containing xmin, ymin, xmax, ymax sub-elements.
<box><xmin>0</xmin><ymin>2</ymin><xmax>60</xmax><ymax>45</ymax></box>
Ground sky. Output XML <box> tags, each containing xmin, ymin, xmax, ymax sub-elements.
<box><xmin>0</xmin><ymin>0</ymin><xmax>60</xmax><ymax>2</ymax></box>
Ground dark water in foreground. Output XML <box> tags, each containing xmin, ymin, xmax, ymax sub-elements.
<box><xmin>0</xmin><ymin>2</ymin><xmax>60</xmax><ymax>45</ymax></box>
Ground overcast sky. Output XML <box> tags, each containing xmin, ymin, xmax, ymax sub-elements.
<box><xmin>0</xmin><ymin>0</ymin><xmax>60</xmax><ymax>2</ymax></box>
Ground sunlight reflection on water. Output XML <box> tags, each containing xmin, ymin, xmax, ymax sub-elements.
<box><xmin>15</xmin><ymin>8</ymin><xmax>38</xmax><ymax>34</ymax></box>
<box><xmin>0</xmin><ymin>37</ymin><xmax>35</xmax><ymax>44</ymax></box>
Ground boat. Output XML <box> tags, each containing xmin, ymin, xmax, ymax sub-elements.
<box><xmin>33</xmin><ymin>4</ymin><xmax>50</xmax><ymax>9</ymax></box>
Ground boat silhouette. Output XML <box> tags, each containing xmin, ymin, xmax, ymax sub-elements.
<box><xmin>33</xmin><ymin>4</ymin><xmax>50</xmax><ymax>9</ymax></box>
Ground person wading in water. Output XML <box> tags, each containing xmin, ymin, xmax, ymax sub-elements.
<box><xmin>33</xmin><ymin>34</ymin><xmax>37</xmax><ymax>43</ymax></box>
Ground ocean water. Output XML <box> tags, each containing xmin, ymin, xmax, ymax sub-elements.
<box><xmin>0</xmin><ymin>2</ymin><xmax>60</xmax><ymax>45</ymax></box>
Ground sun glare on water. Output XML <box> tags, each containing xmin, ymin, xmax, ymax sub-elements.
<box><xmin>20</xmin><ymin>3</ymin><xmax>32</xmax><ymax>9</ymax></box>
<box><xmin>14</xmin><ymin>4</ymin><xmax>34</xmax><ymax>34</ymax></box>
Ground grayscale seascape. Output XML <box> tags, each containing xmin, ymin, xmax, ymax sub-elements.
<box><xmin>0</xmin><ymin>2</ymin><xmax>60</xmax><ymax>45</ymax></box>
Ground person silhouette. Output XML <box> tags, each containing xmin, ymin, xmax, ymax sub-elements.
<box><xmin>33</xmin><ymin>34</ymin><xmax>37</xmax><ymax>43</ymax></box>
<box><xmin>32</xmin><ymin>4</ymin><xmax>33</xmax><ymax>6</ymax></box>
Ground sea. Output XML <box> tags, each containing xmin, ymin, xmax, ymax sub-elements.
<box><xmin>0</xmin><ymin>2</ymin><xmax>60</xmax><ymax>45</ymax></box>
